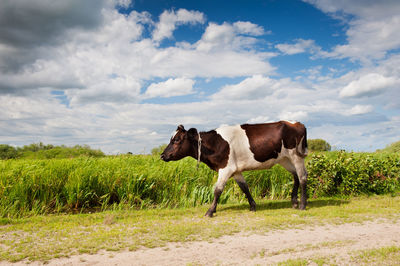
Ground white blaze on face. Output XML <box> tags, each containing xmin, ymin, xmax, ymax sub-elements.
<box><xmin>171</xmin><ymin>130</ymin><xmax>179</xmax><ymax>140</ymax></box>
<box><xmin>284</xmin><ymin>120</ymin><xmax>298</xmax><ymax>125</ymax></box>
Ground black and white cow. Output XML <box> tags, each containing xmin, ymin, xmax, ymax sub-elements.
<box><xmin>161</xmin><ymin>121</ymin><xmax>308</xmax><ymax>217</ymax></box>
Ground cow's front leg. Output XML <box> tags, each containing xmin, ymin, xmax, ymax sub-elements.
<box><xmin>205</xmin><ymin>168</ymin><xmax>233</xmax><ymax>217</ymax></box>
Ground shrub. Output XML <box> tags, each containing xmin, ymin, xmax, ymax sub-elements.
<box><xmin>0</xmin><ymin>145</ymin><xmax>18</xmax><ymax>160</ymax></box>
<box><xmin>308</xmin><ymin>139</ymin><xmax>331</xmax><ymax>152</ymax></box>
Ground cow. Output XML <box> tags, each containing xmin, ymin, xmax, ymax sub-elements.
<box><xmin>160</xmin><ymin>121</ymin><xmax>308</xmax><ymax>217</ymax></box>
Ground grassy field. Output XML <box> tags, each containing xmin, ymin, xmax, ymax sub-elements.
<box><xmin>0</xmin><ymin>194</ymin><xmax>399</xmax><ymax>263</ymax></box>
<box><xmin>1</xmin><ymin>152</ymin><xmax>399</xmax><ymax>218</ymax></box>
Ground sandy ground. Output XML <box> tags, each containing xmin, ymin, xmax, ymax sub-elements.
<box><xmin>4</xmin><ymin>218</ymin><xmax>400</xmax><ymax>265</ymax></box>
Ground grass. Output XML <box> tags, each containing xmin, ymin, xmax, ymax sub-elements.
<box><xmin>1</xmin><ymin>152</ymin><xmax>399</xmax><ymax>218</ymax></box>
<box><xmin>352</xmin><ymin>246</ymin><xmax>400</xmax><ymax>265</ymax></box>
<box><xmin>0</xmin><ymin>194</ymin><xmax>399</xmax><ymax>263</ymax></box>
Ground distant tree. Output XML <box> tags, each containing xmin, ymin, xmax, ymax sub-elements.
<box><xmin>308</xmin><ymin>139</ymin><xmax>331</xmax><ymax>152</ymax></box>
<box><xmin>377</xmin><ymin>140</ymin><xmax>400</xmax><ymax>153</ymax></box>
<box><xmin>0</xmin><ymin>144</ymin><xmax>18</xmax><ymax>159</ymax></box>
<box><xmin>151</xmin><ymin>144</ymin><xmax>168</xmax><ymax>156</ymax></box>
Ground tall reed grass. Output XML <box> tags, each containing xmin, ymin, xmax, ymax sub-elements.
<box><xmin>1</xmin><ymin>152</ymin><xmax>399</xmax><ymax>218</ymax></box>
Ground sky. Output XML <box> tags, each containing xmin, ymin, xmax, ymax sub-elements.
<box><xmin>0</xmin><ymin>0</ymin><xmax>399</xmax><ymax>154</ymax></box>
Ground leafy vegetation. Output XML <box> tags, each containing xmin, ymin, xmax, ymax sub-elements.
<box><xmin>0</xmin><ymin>151</ymin><xmax>399</xmax><ymax>218</ymax></box>
<box><xmin>0</xmin><ymin>142</ymin><xmax>104</xmax><ymax>160</ymax></box>
<box><xmin>308</xmin><ymin>139</ymin><xmax>331</xmax><ymax>152</ymax></box>
<box><xmin>151</xmin><ymin>143</ymin><xmax>167</xmax><ymax>155</ymax></box>
<box><xmin>377</xmin><ymin>140</ymin><xmax>400</xmax><ymax>153</ymax></box>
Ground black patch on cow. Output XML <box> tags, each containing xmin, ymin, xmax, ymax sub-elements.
<box><xmin>240</xmin><ymin>121</ymin><xmax>307</xmax><ymax>163</ymax></box>
<box><xmin>240</xmin><ymin>122</ymin><xmax>283</xmax><ymax>162</ymax></box>
<box><xmin>198</xmin><ymin>130</ymin><xmax>230</xmax><ymax>171</ymax></box>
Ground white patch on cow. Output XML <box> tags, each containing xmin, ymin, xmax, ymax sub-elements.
<box><xmin>215</xmin><ymin>125</ymin><xmax>276</xmax><ymax>172</ymax></box>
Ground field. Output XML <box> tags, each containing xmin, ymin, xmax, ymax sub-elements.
<box><xmin>0</xmin><ymin>151</ymin><xmax>400</xmax><ymax>264</ymax></box>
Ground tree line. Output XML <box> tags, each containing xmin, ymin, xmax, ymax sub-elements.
<box><xmin>0</xmin><ymin>142</ymin><xmax>104</xmax><ymax>160</ymax></box>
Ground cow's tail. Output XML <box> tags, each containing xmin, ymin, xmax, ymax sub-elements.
<box><xmin>296</xmin><ymin>126</ymin><xmax>308</xmax><ymax>158</ymax></box>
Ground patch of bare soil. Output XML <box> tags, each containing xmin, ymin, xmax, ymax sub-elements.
<box><xmin>7</xmin><ymin>218</ymin><xmax>400</xmax><ymax>265</ymax></box>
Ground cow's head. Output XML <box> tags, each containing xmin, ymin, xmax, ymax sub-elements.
<box><xmin>160</xmin><ymin>125</ymin><xmax>198</xmax><ymax>162</ymax></box>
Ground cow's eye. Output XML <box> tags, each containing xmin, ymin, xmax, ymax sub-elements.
<box><xmin>173</xmin><ymin>138</ymin><xmax>180</xmax><ymax>143</ymax></box>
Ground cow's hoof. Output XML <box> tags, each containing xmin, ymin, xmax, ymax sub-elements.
<box><xmin>292</xmin><ymin>201</ymin><xmax>299</xmax><ymax>209</ymax></box>
<box><xmin>204</xmin><ymin>210</ymin><xmax>214</xmax><ymax>218</ymax></box>
<box><xmin>250</xmin><ymin>202</ymin><xmax>256</xmax><ymax>212</ymax></box>
<box><xmin>299</xmin><ymin>204</ymin><xmax>306</xmax><ymax>210</ymax></box>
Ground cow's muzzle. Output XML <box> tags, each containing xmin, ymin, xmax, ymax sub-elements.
<box><xmin>160</xmin><ymin>153</ymin><xmax>169</xmax><ymax>162</ymax></box>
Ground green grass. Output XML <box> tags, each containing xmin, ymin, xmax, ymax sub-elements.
<box><xmin>0</xmin><ymin>194</ymin><xmax>399</xmax><ymax>263</ymax></box>
<box><xmin>1</xmin><ymin>152</ymin><xmax>399</xmax><ymax>218</ymax></box>
<box><xmin>352</xmin><ymin>246</ymin><xmax>400</xmax><ymax>265</ymax></box>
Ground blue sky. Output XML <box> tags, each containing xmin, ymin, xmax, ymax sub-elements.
<box><xmin>0</xmin><ymin>0</ymin><xmax>399</xmax><ymax>153</ymax></box>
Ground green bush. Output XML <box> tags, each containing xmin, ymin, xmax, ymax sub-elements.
<box><xmin>308</xmin><ymin>139</ymin><xmax>331</xmax><ymax>152</ymax></box>
<box><xmin>0</xmin><ymin>145</ymin><xmax>18</xmax><ymax>160</ymax></box>
<box><xmin>377</xmin><ymin>140</ymin><xmax>400</xmax><ymax>153</ymax></box>
<box><xmin>307</xmin><ymin>152</ymin><xmax>400</xmax><ymax>197</ymax></box>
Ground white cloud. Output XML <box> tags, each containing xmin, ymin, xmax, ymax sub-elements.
<box><xmin>211</xmin><ymin>75</ymin><xmax>276</xmax><ymax>100</ymax></box>
<box><xmin>144</xmin><ymin>78</ymin><xmax>195</xmax><ymax>98</ymax></box>
<box><xmin>233</xmin><ymin>21</ymin><xmax>266</xmax><ymax>36</ymax></box>
<box><xmin>339</xmin><ymin>73</ymin><xmax>398</xmax><ymax>98</ymax></box>
<box><xmin>279</xmin><ymin>111</ymin><xmax>308</xmax><ymax>122</ymax></box>
<box><xmin>305</xmin><ymin>0</ymin><xmax>400</xmax><ymax>62</ymax></box>
<box><xmin>246</xmin><ymin>116</ymin><xmax>271</xmax><ymax>124</ymax></box>
<box><xmin>1</xmin><ymin>1</ymin><xmax>399</xmax><ymax>154</ymax></box>
<box><xmin>348</xmin><ymin>105</ymin><xmax>374</xmax><ymax>115</ymax></box>
<box><xmin>195</xmin><ymin>22</ymin><xmax>268</xmax><ymax>52</ymax></box>
<box><xmin>152</xmin><ymin>9</ymin><xmax>205</xmax><ymax>43</ymax></box>
<box><xmin>275</xmin><ymin>39</ymin><xmax>318</xmax><ymax>55</ymax></box>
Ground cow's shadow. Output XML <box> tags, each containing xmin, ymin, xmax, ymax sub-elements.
<box><xmin>219</xmin><ymin>198</ymin><xmax>350</xmax><ymax>212</ymax></box>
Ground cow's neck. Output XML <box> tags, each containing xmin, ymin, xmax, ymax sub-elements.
<box><xmin>189</xmin><ymin>131</ymin><xmax>224</xmax><ymax>171</ymax></box>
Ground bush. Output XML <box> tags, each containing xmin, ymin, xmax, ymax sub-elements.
<box><xmin>307</xmin><ymin>151</ymin><xmax>400</xmax><ymax>197</ymax></box>
<box><xmin>308</xmin><ymin>139</ymin><xmax>331</xmax><ymax>152</ymax></box>
<box><xmin>0</xmin><ymin>145</ymin><xmax>18</xmax><ymax>160</ymax></box>
<box><xmin>377</xmin><ymin>140</ymin><xmax>400</xmax><ymax>153</ymax></box>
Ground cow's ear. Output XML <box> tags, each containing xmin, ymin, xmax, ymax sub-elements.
<box><xmin>177</xmin><ymin>125</ymin><xmax>185</xmax><ymax>131</ymax></box>
<box><xmin>187</xmin><ymin>128</ymin><xmax>198</xmax><ymax>139</ymax></box>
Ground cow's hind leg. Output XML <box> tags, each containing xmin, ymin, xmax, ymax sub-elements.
<box><xmin>205</xmin><ymin>168</ymin><xmax>233</xmax><ymax>217</ymax></box>
<box><xmin>279</xmin><ymin>158</ymin><xmax>300</xmax><ymax>209</ymax></box>
<box><xmin>293</xmin><ymin>157</ymin><xmax>308</xmax><ymax>210</ymax></box>
<box><xmin>233</xmin><ymin>173</ymin><xmax>256</xmax><ymax>211</ymax></box>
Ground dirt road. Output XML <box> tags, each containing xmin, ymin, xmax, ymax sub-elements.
<box><xmin>6</xmin><ymin>218</ymin><xmax>400</xmax><ymax>265</ymax></box>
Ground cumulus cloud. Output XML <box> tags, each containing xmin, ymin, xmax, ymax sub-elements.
<box><xmin>305</xmin><ymin>0</ymin><xmax>400</xmax><ymax>62</ymax></box>
<box><xmin>152</xmin><ymin>9</ymin><xmax>205</xmax><ymax>43</ymax></box>
<box><xmin>0</xmin><ymin>0</ymin><xmax>106</xmax><ymax>72</ymax></box>
<box><xmin>348</xmin><ymin>105</ymin><xmax>374</xmax><ymax>115</ymax></box>
<box><xmin>211</xmin><ymin>75</ymin><xmax>277</xmax><ymax>100</ymax></box>
<box><xmin>233</xmin><ymin>21</ymin><xmax>266</xmax><ymax>36</ymax></box>
<box><xmin>339</xmin><ymin>73</ymin><xmax>398</xmax><ymax>98</ymax></box>
<box><xmin>144</xmin><ymin>78</ymin><xmax>195</xmax><ymax>98</ymax></box>
<box><xmin>279</xmin><ymin>111</ymin><xmax>308</xmax><ymax>122</ymax></box>
<box><xmin>1</xmin><ymin>1</ymin><xmax>399</xmax><ymax>154</ymax></box>
<box><xmin>275</xmin><ymin>39</ymin><xmax>319</xmax><ymax>55</ymax></box>
<box><xmin>195</xmin><ymin>21</ymin><xmax>268</xmax><ymax>52</ymax></box>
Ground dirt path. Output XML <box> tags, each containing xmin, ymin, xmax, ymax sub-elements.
<box><xmin>7</xmin><ymin>218</ymin><xmax>400</xmax><ymax>265</ymax></box>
